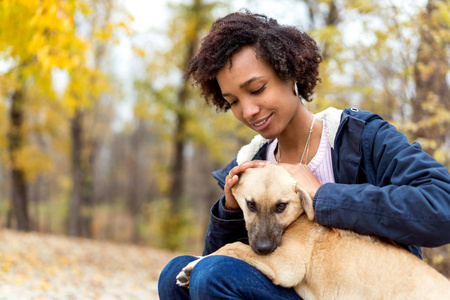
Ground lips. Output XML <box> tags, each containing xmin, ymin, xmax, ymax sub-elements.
<box><xmin>250</xmin><ymin>113</ymin><xmax>273</xmax><ymax>131</ymax></box>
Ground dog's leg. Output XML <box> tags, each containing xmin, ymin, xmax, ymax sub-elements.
<box><xmin>213</xmin><ymin>239</ymin><xmax>308</xmax><ymax>288</ymax></box>
<box><xmin>213</xmin><ymin>242</ymin><xmax>278</xmax><ymax>281</ymax></box>
<box><xmin>174</xmin><ymin>242</ymin><xmax>266</xmax><ymax>289</ymax></box>
<box><xmin>175</xmin><ymin>241</ymin><xmax>288</xmax><ymax>289</ymax></box>
<box><xmin>176</xmin><ymin>256</ymin><xmax>203</xmax><ymax>287</ymax></box>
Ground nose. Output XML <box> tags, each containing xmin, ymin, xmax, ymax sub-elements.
<box><xmin>254</xmin><ymin>240</ymin><xmax>276</xmax><ymax>255</ymax></box>
<box><xmin>241</xmin><ymin>98</ymin><xmax>260</xmax><ymax>120</ymax></box>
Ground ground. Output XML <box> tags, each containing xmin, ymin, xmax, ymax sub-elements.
<box><xmin>0</xmin><ymin>229</ymin><xmax>178</xmax><ymax>299</ymax></box>
<box><xmin>0</xmin><ymin>229</ymin><xmax>448</xmax><ymax>299</ymax></box>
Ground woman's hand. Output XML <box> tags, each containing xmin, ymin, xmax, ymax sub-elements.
<box><xmin>278</xmin><ymin>163</ymin><xmax>322</xmax><ymax>199</ymax></box>
<box><xmin>224</xmin><ymin>160</ymin><xmax>270</xmax><ymax>210</ymax></box>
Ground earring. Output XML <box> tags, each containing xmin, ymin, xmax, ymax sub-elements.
<box><xmin>294</xmin><ymin>82</ymin><xmax>299</xmax><ymax>96</ymax></box>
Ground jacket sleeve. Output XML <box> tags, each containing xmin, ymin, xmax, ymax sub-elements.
<box><xmin>202</xmin><ymin>158</ymin><xmax>248</xmax><ymax>255</ymax></box>
<box><xmin>313</xmin><ymin>115</ymin><xmax>450</xmax><ymax>248</ymax></box>
<box><xmin>202</xmin><ymin>196</ymin><xmax>248</xmax><ymax>255</ymax></box>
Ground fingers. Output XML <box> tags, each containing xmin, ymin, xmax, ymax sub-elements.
<box><xmin>228</xmin><ymin>160</ymin><xmax>269</xmax><ymax>180</ymax></box>
<box><xmin>278</xmin><ymin>163</ymin><xmax>321</xmax><ymax>199</ymax></box>
<box><xmin>224</xmin><ymin>160</ymin><xmax>271</xmax><ymax>210</ymax></box>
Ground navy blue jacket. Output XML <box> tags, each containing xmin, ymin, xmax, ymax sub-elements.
<box><xmin>204</xmin><ymin>108</ymin><xmax>450</xmax><ymax>258</ymax></box>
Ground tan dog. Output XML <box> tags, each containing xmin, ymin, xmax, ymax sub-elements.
<box><xmin>177</xmin><ymin>164</ymin><xmax>450</xmax><ymax>299</ymax></box>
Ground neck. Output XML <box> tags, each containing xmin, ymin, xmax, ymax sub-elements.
<box><xmin>277</xmin><ymin>111</ymin><xmax>322</xmax><ymax>164</ymax></box>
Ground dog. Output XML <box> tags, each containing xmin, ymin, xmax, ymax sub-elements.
<box><xmin>177</xmin><ymin>164</ymin><xmax>450</xmax><ymax>299</ymax></box>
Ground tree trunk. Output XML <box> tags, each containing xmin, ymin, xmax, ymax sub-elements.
<box><xmin>80</xmin><ymin>142</ymin><xmax>95</xmax><ymax>239</ymax></box>
<box><xmin>170</xmin><ymin>96</ymin><xmax>188</xmax><ymax>211</ymax></box>
<box><xmin>68</xmin><ymin>109</ymin><xmax>83</xmax><ymax>236</ymax></box>
<box><xmin>8</xmin><ymin>88</ymin><xmax>29</xmax><ymax>231</ymax></box>
<box><xmin>129</xmin><ymin>119</ymin><xmax>145</xmax><ymax>244</ymax></box>
<box><xmin>169</xmin><ymin>0</ymin><xmax>204</xmax><ymax>211</ymax></box>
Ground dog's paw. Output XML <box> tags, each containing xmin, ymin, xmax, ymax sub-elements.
<box><xmin>176</xmin><ymin>266</ymin><xmax>192</xmax><ymax>287</ymax></box>
<box><xmin>176</xmin><ymin>258</ymin><xmax>202</xmax><ymax>288</ymax></box>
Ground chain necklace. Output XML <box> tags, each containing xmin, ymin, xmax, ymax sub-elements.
<box><xmin>276</xmin><ymin>115</ymin><xmax>316</xmax><ymax>164</ymax></box>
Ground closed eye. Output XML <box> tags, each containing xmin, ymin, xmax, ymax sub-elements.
<box><xmin>251</xmin><ymin>84</ymin><xmax>266</xmax><ymax>95</ymax></box>
<box><xmin>229</xmin><ymin>99</ymin><xmax>239</xmax><ymax>106</ymax></box>
<box><xmin>223</xmin><ymin>98</ymin><xmax>238</xmax><ymax>108</ymax></box>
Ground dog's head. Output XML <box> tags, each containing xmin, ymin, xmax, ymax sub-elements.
<box><xmin>232</xmin><ymin>164</ymin><xmax>314</xmax><ymax>255</ymax></box>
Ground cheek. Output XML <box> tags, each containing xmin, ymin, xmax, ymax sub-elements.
<box><xmin>231</xmin><ymin>107</ymin><xmax>240</xmax><ymax>119</ymax></box>
<box><xmin>231</xmin><ymin>107</ymin><xmax>247</xmax><ymax>124</ymax></box>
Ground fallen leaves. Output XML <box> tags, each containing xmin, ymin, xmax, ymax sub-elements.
<box><xmin>0</xmin><ymin>229</ymin><xmax>178</xmax><ymax>299</ymax></box>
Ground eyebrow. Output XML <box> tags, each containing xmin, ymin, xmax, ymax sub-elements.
<box><xmin>222</xmin><ymin>76</ymin><xmax>264</xmax><ymax>98</ymax></box>
<box><xmin>240</xmin><ymin>76</ymin><xmax>264</xmax><ymax>88</ymax></box>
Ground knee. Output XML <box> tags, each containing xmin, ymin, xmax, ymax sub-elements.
<box><xmin>191</xmin><ymin>256</ymin><xmax>231</xmax><ymax>280</ymax></box>
<box><xmin>158</xmin><ymin>255</ymin><xmax>196</xmax><ymax>299</ymax></box>
<box><xmin>189</xmin><ymin>256</ymin><xmax>243</xmax><ymax>295</ymax></box>
<box><xmin>159</xmin><ymin>255</ymin><xmax>197</xmax><ymax>285</ymax></box>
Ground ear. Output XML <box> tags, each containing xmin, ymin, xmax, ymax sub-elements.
<box><xmin>295</xmin><ymin>183</ymin><xmax>315</xmax><ymax>221</ymax></box>
<box><xmin>231</xmin><ymin>176</ymin><xmax>242</xmax><ymax>197</ymax></box>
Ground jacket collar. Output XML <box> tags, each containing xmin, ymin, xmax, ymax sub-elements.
<box><xmin>213</xmin><ymin>107</ymin><xmax>368</xmax><ymax>187</ymax></box>
<box><xmin>236</xmin><ymin>107</ymin><xmax>344</xmax><ymax>165</ymax></box>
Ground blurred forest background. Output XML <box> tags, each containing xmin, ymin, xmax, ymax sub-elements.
<box><xmin>0</xmin><ymin>0</ymin><xmax>449</xmax><ymax>275</ymax></box>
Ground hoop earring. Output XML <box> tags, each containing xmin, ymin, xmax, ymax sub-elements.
<box><xmin>294</xmin><ymin>82</ymin><xmax>299</xmax><ymax>96</ymax></box>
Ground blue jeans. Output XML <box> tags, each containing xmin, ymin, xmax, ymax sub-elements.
<box><xmin>158</xmin><ymin>255</ymin><xmax>302</xmax><ymax>300</ymax></box>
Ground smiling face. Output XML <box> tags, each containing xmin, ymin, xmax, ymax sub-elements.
<box><xmin>216</xmin><ymin>46</ymin><xmax>302</xmax><ymax>140</ymax></box>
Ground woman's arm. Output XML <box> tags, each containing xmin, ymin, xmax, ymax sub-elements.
<box><xmin>202</xmin><ymin>196</ymin><xmax>247</xmax><ymax>255</ymax></box>
<box><xmin>314</xmin><ymin>117</ymin><xmax>450</xmax><ymax>248</ymax></box>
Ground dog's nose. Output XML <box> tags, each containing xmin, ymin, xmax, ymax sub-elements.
<box><xmin>255</xmin><ymin>241</ymin><xmax>275</xmax><ymax>255</ymax></box>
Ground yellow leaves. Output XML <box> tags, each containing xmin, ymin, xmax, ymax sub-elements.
<box><xmin>346</xmin><ymin>0</ymin><xmax>378</xmax><ymax>14</ymax></box>
<box><xmin>62</xmin><ymin>67</ymin><xmax>112</xmax><ymax>114</ymax></box>
<box><xmin>374</xmin><ymin>29</ymin><xmax>389</xmax><ymax>43</ymax></box>
<box><xmin>132</xmin><ymin>46</ymin><xmax>147</xmax><ymax>57</ymax></box>
<box><xmin>77</xmin><ymin>0</ymin><xmax>91</xmax><ymax>15</ymax></box>
<box><xmin>432</xmin><ymin>1</ymin><xmax>450</xmax><ymax>27</ymax></box>
<box><xmin>12</xmin><ymin>145</ymin><xmax>52</xmax><ymax>182</ymax></box>
<box><xmin>1</xmin><ymin>0</ymin><xmax>82</xmax><ymax>72</ymax></box>
<box><xmin>311</xmin><ymin>25</ymin><xmax>340</xmax><ymax>41</ymax></box>
<box><xmin>1</xmin><ymin>255</ymin><xmax>13</xmax><ymax>273</ymax></box>
<box><xmin>58</xmin><ymin>256</ymin><xmax>71</xmax><ymax>266</ymax></box>
<box><xmin>0</xmin><ymin>229</ymin><xmax>175</xmax><ymax>297</ymax></box>
<box><xmin>433</xmin><ymin>148</ymin><xmax>449</xmax><ymax>165</ymax></box>
<box><xmin>133</xmin><ymin>100</ymin><xmax>151</xmax><ymax>120</ymax></box>
<box><xmin>33</xmin><ymin>278</ymin><xmax>50</xmax><ymax>291</ymax></box>
<box><xmin>427</xmin><ymin>2</ymin><xmax>450</xmax><ymax>46</ymax></box>
<box><xmin>59</xmin><ymin>175</ymin><xmax>73</xmax><ymax>195</ymax></box>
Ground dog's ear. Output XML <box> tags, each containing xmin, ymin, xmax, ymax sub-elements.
<box><xmin>294</xmin><ymin>183</ymin><xmax>315</xmax><ymax>221</ymax></box>
<box><xmin>231</xmin><ymin>176</ymin><xmax>242</xmax><ymax>197</ymax></box>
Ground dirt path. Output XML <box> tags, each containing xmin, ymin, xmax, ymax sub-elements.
<box><xmin>0</xmin><ymin>229</ymin><xmax>178</xmax><ymax>299</ymax></box>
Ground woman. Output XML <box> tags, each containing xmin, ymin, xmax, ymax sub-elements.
<box><xmin>158</xmin><ymin>11</ymin><xmax>450</xmax><ymax>299</ymax></box>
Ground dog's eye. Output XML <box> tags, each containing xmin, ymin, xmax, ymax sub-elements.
<box><xmin>246</xmin><ymin>201</ymin><xmax>256</xmax><ymax>211</ymax></box>
<box><xmin>276</xmin><ymin>203</ymin><xmax>287</xmax><ymax>213</ymax></box>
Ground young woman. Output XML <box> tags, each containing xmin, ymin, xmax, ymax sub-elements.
<box><xmin>158</xmin><ymin>11</ymin><xmax>450</xmax><ymax>300</ymax></box>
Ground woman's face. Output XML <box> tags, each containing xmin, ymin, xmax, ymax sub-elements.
<box><xmin>216</xmin><ymin>46</ymin><xmax>301</xmax><ymax>139</ymax></box>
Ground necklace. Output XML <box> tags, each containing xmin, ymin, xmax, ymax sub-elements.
<box><xmin>276</xmin><ymin>115</ymin><xmax>315</xmax><ymax>164</ymax></box>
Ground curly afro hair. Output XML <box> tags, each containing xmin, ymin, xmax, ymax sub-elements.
<box><xmin>185</xmin><ymin>10</ymin><xmax>322</xmax><ymax>111</ymax></box>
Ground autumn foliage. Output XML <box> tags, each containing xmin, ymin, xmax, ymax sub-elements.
<box><xmin>0</xmin><ymin>0</ymin><xmax>448</xmax><ymax>278</ymax></box>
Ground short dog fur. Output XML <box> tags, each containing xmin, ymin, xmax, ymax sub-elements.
<box><xmin>177</xmin><ymin>164</ymin><xmax>450</xmax><ymax>299</ymax></box>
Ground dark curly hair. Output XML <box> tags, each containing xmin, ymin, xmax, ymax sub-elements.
<box><xmin>185</xmin><ymin>10</ymin><xmax>322</xmax><ymax>111</ymax></box>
